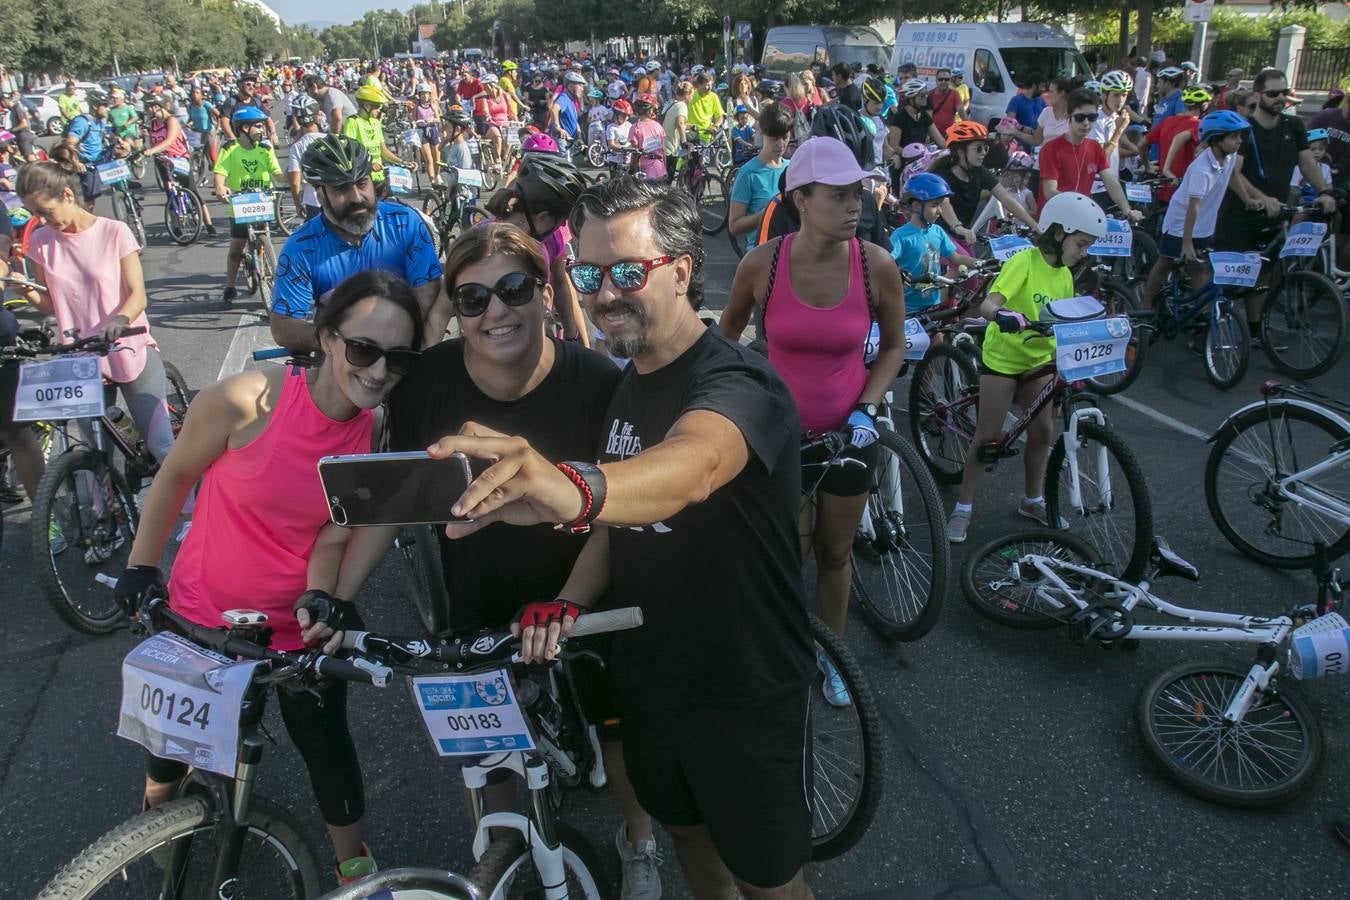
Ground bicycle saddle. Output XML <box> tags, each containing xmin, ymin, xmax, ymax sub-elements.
<box><xmin>1151</xmin><ymin>537</ymin><xmax>1199</xmax><ymax>582</ymax></box>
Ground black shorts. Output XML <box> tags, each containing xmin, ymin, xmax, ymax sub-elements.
<box><xmin>473</xmin><ymin>115</ymin><xmax>490</xmax><ymax>137</ymax></box>
<box><xmin>800</xmin><ymin>438</ymin><xmax>879</xmax><ymax>497</ymax></box>
<box><xmin>621</xmin><ymin>689</ymin><xmax>812</xmax><ymax>888</ymax></box>
<box><xmin>1213</xmin><ymin>216</ymin><xmax>1279</xmax><ymax>254</ymax></box>
<box><xmin>228</xmin><ymin>219</ymin><xmax>252</xmax><ymax>240</ymax></box>
<box><xmin>14</xmin><ymin>129</ymin><xmax>36</xmax><ymax>159</ymax></box>
<box><xmin>79</xmin><ymin>166</ymin><xmax>103</xmax><ymax>202</ymax></box>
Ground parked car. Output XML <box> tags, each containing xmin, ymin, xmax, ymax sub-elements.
<box><xmin>23</xmin><ymin>94</ymin><xmax>67</xmax><ymax>136</ymax></box>
<box><xmin>102</xmin><ymin>72</ymin><xmax>168</xmax><ymax>96</ymax></box>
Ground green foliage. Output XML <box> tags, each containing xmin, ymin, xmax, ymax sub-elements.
<box><xmin>1085</xmin><ymin>5</ymin><xmax>1345</xmax><ymax>50</ymax></box>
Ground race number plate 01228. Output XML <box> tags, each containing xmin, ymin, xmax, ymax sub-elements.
<box><xmin>230</xmin><ymin>192</ymin><xmax>275</xmax><ymax>224</ymax></box>
<box><xmin>1210</xmin><ymin>251</ymin><xmax>1262</xmax><ymax>287</ymax></box>
<box><xmin>118</xmin><ymin>632</ymin><xmax>260</xmax><ymax>778</ymax></box>
<box><xmin>1053</xmin><ymin>316</ymin><xmax>1131</xmax><ymax>381</ymax></box>
<box><xmin>13</xmin><ymin>355</ymin><xmax>106</xmax><ymax>422</ymax></box>
<box><xmin>410</xmin><ymin>670</ymin><xmax>536</xmax><ymax>757</ymax></box>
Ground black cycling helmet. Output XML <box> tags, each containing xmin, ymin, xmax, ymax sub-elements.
<box><xmin>85</xmin><ymin>89</ymin><xmax>110</xmax><ymax>107</ymax></box>
<box><xmin>862</xmin><ymin>76</ymin><xmax>887</xmax><ymax>106</ymax></box>
<box><xmin>300</xmin><ymin>134</ymin><xmax>373</xmax><ymax>186</ymax></box>
<box><xmin>811</xmin><ymin>104</ymin><xmax>876</xmax><ymax>170</ymax></box>
<box><xmin>240</xmin><ymin>70</ymin><xmax>260</xmax><ymax>83</ymax></box>
<box><xmin>516</xmin><ymin>155</ymin><xmax>586</xmax><ymax>215</ymax></box>
<box><xmin>445</xmin><ymin>108</ymin><xmax>473</xmax><ymax>128</ymax></box>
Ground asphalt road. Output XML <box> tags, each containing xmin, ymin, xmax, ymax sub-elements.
<box><xmin>2</xmin><ymin>153</ymin><xmax>1349</xmax><ymax>899</ymax></box>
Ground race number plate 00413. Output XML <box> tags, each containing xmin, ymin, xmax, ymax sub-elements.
<box><xmin>13</xmin><ymin>355</ymin><xmax>106</xmax><ymax>422</ymax></box>
<box><xmin>386</xmin><ymin>165</ymin><xmax>414</xmax><ymax>195</ymax></box>
<box><xmin>118</xmin><ymin>632</ymin><xmax>260</xmax><ymax>778</ymax></box>
<box><xmin>1088</xmin><ymin>219</ymin><xmax>1133</xmax><ymax>257</ymax></box>
<box><xmin>410</xmin><ymin>670</ymin><xmax>536</xmax><ymax>757</ymax></box>
<box><xmin>230</xmin><ymin>192</ymin><xmax>275</xmax><ymax>225</ymax></box>
<box><xmin>96</xmin><ymin>159</ymin><xmax>132</xmax><ymax>186</ymax></box>
<box><xmin>1280</xmin><ymin>221</ymin><xmax>1328</xmax><ymax>259</ymax></box>
<box><xmin>1053</xmin><ymin>316</ymin><xmax>1132</xmax><ymax>381</ymax></box>
<box><xmin>988</xmin><ymin>235</ymin><xmax>1031</xmax><ymax>262</ymax></box>
<box><xmin>1210</xmin><ymin>251</ymin><xmax>1262</xmax><ymax>287</ymax></box>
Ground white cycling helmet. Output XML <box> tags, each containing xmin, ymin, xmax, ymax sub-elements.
<box><xmin>1038</xmin><ymin>192</ymin><xmax>1109</xmax><ymax>239</ymax></box>
<box><xmin>1100</xmin><ymin>70</ymin><xmax>1133</xmax><ymax>94</ymax></box>
<box><xmin>481</xmin><ymin>73</ymin><xmax>499</xmax><ymax>85</ymax></box>
<box><xmin>414</xmin><ymin>82</ymin><xmax>431</xmax><ymax>94</ymax></box>
<box><xmin>900</xmin><ymin>78</ymin><xmax>928</xmax><ymax>98</ymax></box>
<box><xmin>562</xmin><ymin>71</ymin><xmax>587</xmax><ymax>85</ymax></box>
<box><xmin>1158</xmin><ymin>66</ymin><xmax>1185</xmax><ymax>81</ymax></box>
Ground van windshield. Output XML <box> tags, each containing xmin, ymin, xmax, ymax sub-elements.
<box><xmin>1000</xmin><ymin>46</ymin><xmax>1089</xmax><ymax>85</ymax></box>
<box><xmin>833</xmin><ymin>41</ymin><xmax>890</xmax><ymax>71</ymax></box>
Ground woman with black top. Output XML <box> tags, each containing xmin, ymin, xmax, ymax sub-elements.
<box><xmin>929</xmin><ymin>120</ymin><xmax>1039</xmax><ymax>249</ymax></box>
<box><xmin>885</xmin><ymin>78</ymin><xmax>946</xmax><ymax>192</ymax></box>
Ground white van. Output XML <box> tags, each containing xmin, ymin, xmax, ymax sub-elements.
<box><xmin>889</xmin><ymin>22</ymin><xmax>1089</xmax><ymax>128</ymax></box>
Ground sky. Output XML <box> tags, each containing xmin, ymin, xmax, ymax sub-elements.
<box><xmin>268</xmin><ymin>0</ymin><xmax>411</xmax><ymax>27</ymax></box>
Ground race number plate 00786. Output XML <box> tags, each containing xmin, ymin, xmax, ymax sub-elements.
<box><xmin>230</xmin><ymin>192</ymin><xmax>275</xmax><ymax>224</ymax></box>
<box><xmin>118</xmin><ymin>632</ymin><xmax>259</xmax><ymax>778</ymax></box>
<box><xmin>13</xmin><ymin>355</ymin><xmax>106</xmax><ymax>422</ymax></box>
<box><xmin>1053</xmin><ymin>316</ymin><xmax>1132</xmax><ymax>381</ymax></box>
<box><xmin>410</xmin><ymin>669</ymin><xmax>536</xmax><ymax>757</ymax></box>
<box><xmin>1210</xmin><ymin>251</ymin><xmax>1262</xmax><ymax>287</ymax></box>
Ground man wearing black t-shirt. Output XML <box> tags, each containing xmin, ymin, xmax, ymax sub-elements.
<box><xmin>429</xmin><ymin>179</ymin><xmax>817</xmax><ymax>898</ymax></box>
<box><xmin>524</xmin><ymin>72</ymin><xmax>552</xmax><ymax>131</ymax></box>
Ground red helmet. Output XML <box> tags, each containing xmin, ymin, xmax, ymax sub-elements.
<box><xmin>612</xmin><ymin>98</ymin><xmax>633</xmax><ymax>115</ymax></box>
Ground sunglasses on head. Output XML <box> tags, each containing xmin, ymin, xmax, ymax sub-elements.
<box><xmin>566</xmin><ymin>256</ymin><xmax>675</xmax><ymax>294</ymax></box>
<box><xmin>451</xmin><ymin>271</ymin><xmax>541</xmax><ymax>317</ymax></box>
<box><xmin>1263</xmin><ymin>88</ymin><xmax>1291</xmax><ymax>99</ymax></box>
<box><xmin>333</xmin><ymin>331</ymin><xmax>420</xmax><ymax>375</ymax></box>
<box><xmin>1072</xmin><ymin>112</ymin><xmax>1100</xmax><ymax>124</ymax></box>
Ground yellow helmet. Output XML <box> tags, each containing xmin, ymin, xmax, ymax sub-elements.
<box><xmin>501</xmin><ymin>61</ymin><xmax>518</xmax><ymax>71</ymax></box>
<box><xmin>354</xmin><ymin>84</ymin><xmax>387</xmax><ymax>105</ymax></box>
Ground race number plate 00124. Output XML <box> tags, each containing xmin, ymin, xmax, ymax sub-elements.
<box><xmin>118</xmin><ymin>632</ymin><xmax>259</xmax><ymax>778</ymax></box>
<box><xmin>13</xmin><ymin>355</ymin><xmax>106</xmax><ymax>422</ymax></box>
<box><xmin>988</xmin><ymin>235</ymin><xmax>1032</xmax><ymax>262</ymax></box>
<box><xmin>386</xmin><ymin>165</ymin><xmax>414</xmax><ymax>195</ymax></box>
<box><xmin>1089</xmin><ymin>219</ymin><xmax>1133</xmax><ymax>257</ymax></box>
<box><xmin>96</xmin><ymin>159</ymin><xmax>132</xmax><ymax>186</ymax></box>
<box><xmin>1280</xmin><ymin>221</ymin><xmax>1328</xmax><ymax>259</ymax></box>
<box><xmin>1053</xmin><ymin>316</ymin><xmax>1132</xmax><ymax>381</ymax></box>
<box><xmin>410</xmin><ymin>670</ymin><xmax>536</xmax><ymax>757</ymax></box>
<box><xmin>230</xmin><ymin>192</ymin><xmax>275</xmax><ymax>225</ymax></box>
<box><xmin>1210</xmin><ymin>251</ymin><xmax>1262</xmax><ymax>287</ymax></box>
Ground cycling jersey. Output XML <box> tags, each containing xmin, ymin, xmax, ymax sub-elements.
<box><xmin>686</xmin><ymin>89</ymin><xmax>722</xmax><ymax>135</ymax></box>
<box><xmin>628</xmin><ymin>119</ymin><xmax>666</xmax><ymax>179</ymax></box>
<box><xmin>147</xmin><ymin>118</ymin><xmax>188</xmax><ymax>158</ymax></box>
<box><xmin>981</xmin><ymin>246</ymin><xmax>1072</xmax><ymax>376</ymax></box>
<box><xmin>1216</xmin><ymin>113</ymin><xmax>1311</xmax><ymax>250</ymax></box>
<box><xmin>931</xmin><ymin>158</ymin><xmax>998</xmax><ymax>227</ymax></box>
<box><xmin>272</xmin><ymin>201</ymin><xmax>442</xmax><ymax>320</ymax></box>
<box><xmin>212</xmin><ymin>142</ymin><xmax>281</xmax><ymax>193</ymax></box>
<box><xmin>482</xmin><ymin>94</ymin><xmax>510</xmax><ymax>128</ymax></box>
<box><xmin>341</xmin><ymin>113</ymin><xmax>386</xmax><ymax>181</ymax></box>
<box><xmin>65</xmin><ymin>114</ymin><xmax>110</xmax><ymax>163</ymax></box>
<box><xmin>57</xmin><ymin>93</ymin><xmax>82</xmax><ymax>120</ymax></box>
<box><xmin>553</xmin><ymin>92</ymin><xmax>579</xmax><ymax>137</ymax></box>
<box><xmin>891</xmin><ymin>220</ymin><xmax>956</xmax><ymax>313</ymax></box>
<box><xmin>1149</xmin><ymin>113</ymin><xmax>1199</xmax><ymax>202</ymax></box>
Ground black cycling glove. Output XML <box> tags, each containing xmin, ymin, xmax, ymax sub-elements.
<box><xmin>293</xmin><ymin>589</ymin><xmax>364</xmax><ymax>632</ymax></box>
<box><xmin>116</xmin><ymin>565</ymin><xmax>166</xmax><ymax>618</ymax></box>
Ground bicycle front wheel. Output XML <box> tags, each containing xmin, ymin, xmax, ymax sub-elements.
<box><xmin>38</xmin><ymin>794</ymin><xmax>322</xmax><ymax>900</ymax></box>
<box><xmin>273</xmin><ymin>193</ymin><xmax>303</xmax><ymax>237</ymax></box>
<box><xmin>1137</xmin><ymin>662</ymin><xmax>1323</xmax><ymax>808</ymax></box>
<box><xmin>396</xmin><ymin>524</ymin><xmax>450</xmax><ymax>636</ymax></box>
<box><xmin>1204</xmin><ymin>401</ymin><xmax>1350</xmax><ymax>568</ymax></box>
<box><xmin>470</xmin><ymin>824</ymin><xmax>607</xmax><ymax>900</ymax></box>
<box><xmin>961</xmin><ymin>528</ymin><xmax>1102</xmax><ymax>628</ymax></box>
<box><xmin>1085</xmin><ymin>279</ymin><xmax>1147</xmax><ymax>396</ymax></box>
<box><xmin>162</xmin><ymin>359</ymin><xmax>192</xmax><ymax>435</ymax></box>
<box><xmin>255</xmin><ymin>238</ymin><xmax>279</xmax><ymax>317</ymax></box>
<box><xmin>1204</xmin><ymin>301</ymin><xmax>1250</xmax><ymax>389</ymax></box>
<box><xmin>164</xmin><ymin>187</ymin><xmax>204</xmax><ymax>246</ymax></box>
<box><xmin>850</xmin><ymin>430</ymin><xmax>948</xmax><ymax>641</ymax></box>
<box><xmin>693</xmin><ymin>173</ymin><xmax>728</xmax><ymax>235</ymax></box>
<box><xmin>1044</xmin><ymin>419</ymin><xmax>1153</xmax><ymax>581</ymax></box>
<box><xmin>1260</xmin><ymin>270</ymin><xmax>1346</xmax><ymax>380</ymax></box>
<box><xmin>32</xmin><ymin>449</ymin><xmax>137</xmax><ymax>633</ymax></box>
<box><xmin>907</xmin><ymin>343</ymin><xmax>979</xmax><ymax>484</ymax></box>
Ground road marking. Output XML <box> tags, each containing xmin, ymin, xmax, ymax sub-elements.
<box><xmin>1107</xmin><ymin>394</ymin><xmax>1210</xmax><ymax>441</ymax></box>
<box><xmin>215</xmin><ymin>313</ymin><xmax>271</xmax><ymax>381</ymax></box>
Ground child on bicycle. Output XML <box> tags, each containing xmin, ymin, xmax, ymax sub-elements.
<box><xmin>890</xmin><ymin>173</ymin><xmax>979</xmax><ymax>314</ymax></box>
<box><xmin>1291</xmin><ymin>128</ymin><xmax>1333</xmax><ymax>206</ymax></box>
<box><xmin>1141</xmin><ymin>110</ymin><xmax>1251</xmax><ymax>316</ymax></box>
<box><xmin>946</xmin><ymin>191</ymin><xmax>1110</xmax><ymax>543</ymax></box>
<box><xmin>141</xmin><ymin>95</ymin><xmax>216</xmax><ymax>236</ymax></box>
<box><xmin>213</xmin><ymin>105</ymin><xmax>281</xmax><ymax>308</ymax></box>
<box><xmin>731</xmin><ymin>105</ymin><xmax>756</xmax><ymax>165</ymax></box>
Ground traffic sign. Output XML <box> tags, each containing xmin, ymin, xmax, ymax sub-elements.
<box><xmin>1184</xmin><ymin>0</ymin><xmax>1214</xmax><ymax>24</ymax></box>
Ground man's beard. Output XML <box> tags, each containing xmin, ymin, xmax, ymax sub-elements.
<box><xmin>592</xmin><ymin>297</ymin><xmax>650</xmax><ymax>358</ymax></box>
<box><xmin>330</xmin><ymin>197</ymin><xmax>377</xmax><ymax>234</ymax></box>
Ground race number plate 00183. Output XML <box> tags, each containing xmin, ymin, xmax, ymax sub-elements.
<box><xmin>988</xmin><ymin>235</ymin><xmax>1031</xmax><ymax>262</ymax></box>
<box><xmin>410</xmin><ymin>670</ymin><xmax>536</xmax><ymax>757</ymax></box>
<box><xmin>118</xmin><ymin>632</ymin><xmax>259</xmax><ymax>778</ymax></box>
<box><xmin>1280</xmin><ymin>221</ymin><xmax>1327</xmax><ymax>259</ymax></box>
<box><xmin>230</xmin><ymin>192</ymin><xmax>275</xmax><ymax>224</ymax></box>
<box><xmin>386</xmin><ymin>165</ymin><xmax>414</xmax><ymax>195</ymax></box>
<box><xmin>1053</xmin><ymin>316</ymin><xmax>1132</xmax><ymax>381</ymax></box>
<box><xmin>1210</xmin><ymin>251</ymin><xmax>1262</xmax><ymax>287</ymax></box>
<box><xmin>1088</xmin><ymin>219</ymin><xmax>1133</xmax><ymax>257</ymax></box>
<box><xmin>13</xmin><ymin>355</ymin><xmax>106</xmax><ymax>422</ymax></box>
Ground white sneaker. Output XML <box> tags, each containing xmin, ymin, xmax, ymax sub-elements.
<box><xmin>615</xmin><ymin>823</ymin><xmax>662</xmax><ymax>900</ymax></box>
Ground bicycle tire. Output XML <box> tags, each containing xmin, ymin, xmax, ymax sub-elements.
<box><xmin>421</xmin><ymin>194</ymin><xmax>448</xmax><ymax>255</ymax></box>
<box><xmin>807</xmin><ymin>612</ymin><xmax>883</xmax><ymax>860</ymax></box>
<box><xmin>479</xmin><ymin>144</ymin><xmax>500</xmax><ymax>192</ymax></box>
<box><xmin>1204</xmin><ymin>401</ymin><xmax>1350</xmax><ymax>568</ymax></box>
<box><xmin>256</xmin><ymin>238</ymin><xmax>279</xmax><ymax>317</ymax></box>
<box><xmin>162</xmin><ymin>359</ymin><xmax>192</xmax><ymax>435</ymax></box>
<box><xmin>163</xmin><ymin>187</ymin><xmax>204</xmax><ymax>246</ymax></box>
<box><xmin>273</xmin><ymin>193</ymin><xmax>302</xmax><ymax>237</ymax></box>
<box><xmin>241</xmin><ymin>254</ymin><xmax>260</xmax><ymax>298</ymax></box>
<box><xmin>1044</xmin><ymin>419</ymin><xmax>1153</xmax><ymax>581</ymax></box>
<box><xmin>38</xmin><ymin>794</ymin><xmax>322</xmax><ymax>899</ymax></box>
<box><xmin>470</xmin><ymin>823</ymin><xmax>611</xmax><ymax>900</ymax></box>
<box><xmin>907</xmin><ymin>343</ymin><xmax>979</xmax><ymax>484</ymax></box>
<box><xmin>1203</xmin><ymin>301</ymin><xmax>1249</xmax><ymax>389</ymax></box>
<box><xmin>1260</xmin><ymin>269</ymin><xmax>1346</xmax><ymax>380</ymax></box>
<box><xmin>1123</xmin><ymin>226</ymin><xmax>1158</xmax><ymax>287</ymax></box>
<box><xmin>714</xmin><ymin>142</ymin><xmax>734</xmax><ymax>172</ymax></box>
<box><xmin>586</xmin><ymin>141</ymin><xmax>605</xmax><ymax>168</ymax></box>
<box><xmin>692</xmin><ymin>173</ymin><xmax>728</xmax><ymax>235</ymax></box>
<box><xmin>961</xmin><ymin>528</ymin><xmax>1102</xmax><ymax>629</ymax></box>
<box><xmin>850</xmin><ymin>429</ymin><xmax>948</xmax><ymax>641</ymax></box>
<box><xmin>396</xmin><ymin>524</ymin><xmax>450</xmax><ymax>636</ymax></box>
<box><xmin>1136</xmin><ymin>661</ymin><xmax>1323</xmax><ymax>808</ymax></box>
<box><xmin>1085</xmin><ymin>279</ymin><xmax>1147</xmax><ymax>396</ymax></box>
<box><xmin>113</xmin><ymin>191</ymin><xmax>146</xmax><ymax>250</ymax></box>
<box><xmin>32</xmin><ymin>449</ymin><xmax>137</xmax><ymax>634</ymax></box>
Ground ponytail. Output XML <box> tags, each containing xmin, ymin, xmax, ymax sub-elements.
<box><xmin>16</xmin><ymin>156</ymin><xmax>81</xmax><ymax>203</ymax></box>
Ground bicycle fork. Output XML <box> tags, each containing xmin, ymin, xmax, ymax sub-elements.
<box><xmin>1063</xmin><ymin>407</ymin><xmax>1112</xmax><ymax>514</ymax></box>
<box><xmin>467</xmin><ymin>754</ymin><xmax>570</xmax><ymax>899</ymax></box>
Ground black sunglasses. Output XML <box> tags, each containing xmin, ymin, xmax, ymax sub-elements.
<box><xmin>1263</xmin><ymin>88</ymin><xmax>1291</xmax><ymax>99</ymax></box>
<box><xmin>333</xmin><ymin>331</ymin><xmax>420</xmax><ymax>375</ymax></box>
<box><xmin>566</xmin><ymin>256</ymin><xmax>675</xmax><ymax>294</ymax></box>
<box><xmin>1072</xmin><ymin>112</ymin><xmax>1100</xmax><ymax>124</ymax></box>
<box><xmin>451</xmin><ymin>271</ymin><xmax>541</xmax><ymax>317</ymax></box>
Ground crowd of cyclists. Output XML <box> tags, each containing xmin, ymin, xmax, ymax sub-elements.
<box><xmin>3</xmin><ymin>33</ymin><xmax>1349</xmax><ymax>898</ymax></box>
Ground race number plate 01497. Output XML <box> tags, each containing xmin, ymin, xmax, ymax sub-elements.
<box><xmin>1053</xmin><ymin>316</ymin><xmax>1131</xmax><ymax>381</ymax></box>
<box><xmin>410</xmin><ymin>670</ymin><xmax>536</xmax><ymax>757</ymax></box>
<box><xmin>1280</xmin><ymin>221</ymin><xmax>1327</xmax><ymax>259</ymax></box>
<box><xmin>13</xmin><ymin>355</ymin><xmax>106</xmax><ymax>422</ymax></box>
<box><xmin>230</xmin><ymin>192</ymin><xmax>275</xmax><ymax>224</ymax></box>
<box><xmin>118</xmin><ymin>632</ymin><xmax>260</xmax><ymax>778</ymax></box>
<box><xmin>1210</xmin><ymin>251</ymin><xmax>1262</xmax><ymax>287</ymax></box>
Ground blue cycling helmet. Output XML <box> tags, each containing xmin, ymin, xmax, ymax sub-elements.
<box><xmin>1198</xmin><ymin>109</ymin><xmax>1251</xmax><ymax>142</ymax></box>
<box><xmin>904</xmin><ymin>172</ymin><xmax>953</xmax><ymax>202</ymax></box>
<box><xmin>231</xmin><ymin>104</ymin><xmax>269</xmax><ymax>125</ymax></box>
<box><xmin>586</xmin><ymin>88</ymin><xmax>604</xmax><ymax>99</ymax></box>
<box><xmin>1308</xmin><ymin>128</ymin><xmax>1330</xmax><ymax>143</ymax></box>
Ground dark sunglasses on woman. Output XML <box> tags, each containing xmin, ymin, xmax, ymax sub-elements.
<box><xmin>451</xmin><ymin>271</ymin><xmax>542</xmax><ymax>317</ymax></box>
<box><xmin>333</xmin><ymin>331</ymin><xmax>420</xmax><ymax>375</ymax></box>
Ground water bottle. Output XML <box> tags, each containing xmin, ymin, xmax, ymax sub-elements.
<box><xmin>107</xmin><ymin>407</ymin><xmax>141</xmax><ymax>446</ymax></box>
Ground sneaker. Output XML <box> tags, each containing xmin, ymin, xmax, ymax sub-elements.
<box><xmin>335</xmin><ymin>845</ymin><xmax>377</xmax><ymax>886</ymax></box>
<box><xmin>204</xmin><ymin>223</ymin><xmax>218</xmax><ymax>236</ymax></box>
<box><xmin>615</xmin><ymin>823</ymin><xmax>663</xmax><ymax>900</ymax></box>
<box><xmin>816</xmin><ymin>647</ymin><xmax>851</xmax><ymax>708</ymax></box>
<box><xmin>1018</xmin><ymin>497</ymin><xmax>1050</xmax><ymax>527</ymax></box>
<box><xmin>220</xmin><ymin>285</ymin><xmax>237</xmax><ymax>308</ymax></box>
<box><xmin>48</xmin><ymin>519</ymin><xmax>68</xmax><ymax>555</ymax></box>
<box><xmin>83</xmin><ymin>531</ymin><xmax>126</xmax><ymax>566</ymax></box>
<box><xmin>946</xmin><ymin>508</ymin><xmax>972</xmax><ymax>543</ymax></box>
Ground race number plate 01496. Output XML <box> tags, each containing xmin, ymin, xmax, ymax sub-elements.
<box><xmin>96</xmin><ymin>159</ymin><xmax>131</xmax><ymax>186</ymax></box>
<box><xmin>1280</xmin><ymin>221</ymin><xmax>1327</xmax><ymax>259</ymax></box>
<box><xmin>13</xmin><ymin>355</ymin><xmax>106</xmax><ymax>422</ymax></box>
<box><xmin>386</xmin><ymin>165</ymin><xmax>414</xmax><ymax>195</ymax></box>
<box><xmin>988</xmin><ymin>235</ymin><xmax>1031</xmax><ymax>262</ymax></box>
<box><xmin>118</xmin><ymin>632</ymin><xmax>260</xmax><ymax>778</ymax></box>
<box><xmin>410</xmin><ymin>670</ymin><xmax>536</xmax><ymax>757</ymax></box>
<box><xmin>1088</xmin><ymin>219</ymin><xmax>1133</xmax><ymax>257</ymax></box>
<box><xmin>230</xmin><ymin>191</ymin><xmax>275</xmax><ymax>224</ymax></box>
<box><xmin>1053</xmin><ymin>316</ymin><xmax>1131</xmax><ymax>381</ymax></box>
<box><xmin>1210</xmin><ymin>251</ymin><xmax>1261</xmax><ymax>287</ymax></box>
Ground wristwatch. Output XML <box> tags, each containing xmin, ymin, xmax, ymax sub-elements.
<box><xmin>855</xmin><ymin>402</ymin><xmax>878</xmax><ymax>419</ymax></box>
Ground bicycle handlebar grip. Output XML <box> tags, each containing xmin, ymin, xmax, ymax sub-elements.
<box><xmin>570</xmin><ymin>607</ymin><xmax>644</xmax><ymax>638</ymax></box>
<box><xmin>252</xmin><ymin>347</ymin><xmax>292</xmax><ymax>361</ymax></box>
<box><xmin>316</xmin><ymin>654</ymin><xmax>393</xmax><ymax>688</ymax></box>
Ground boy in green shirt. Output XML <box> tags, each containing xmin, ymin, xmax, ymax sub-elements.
<box><xmin>212</xmin><ymin>107</ymin><xmax>281</xmax><ymax>307</ymax></box>
<box><xmin>57</xmin><ymin>82</ymin><xmax>83</xmax><ymax>122</ymax></box>
<box><xmin>342</xmin><ymin>85</ymin><xmax>411</xmax><ymax>196</ymax></box>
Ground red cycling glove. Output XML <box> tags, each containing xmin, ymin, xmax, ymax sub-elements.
<box><xmin>517</xmin><ymin>600</ymin><xmax>582</xmax><ymax>631</ymax></box>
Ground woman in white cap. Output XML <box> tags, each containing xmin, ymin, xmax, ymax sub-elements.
<box><xmin>722</xmin><ymin>136</ymin><xmax>906</xmax><ymax>702</ymax></box>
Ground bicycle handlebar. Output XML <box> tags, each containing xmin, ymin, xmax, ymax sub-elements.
<box><xmin>252</xmin><ymin>346</ymin><xmax>292</xmax><ymax>361</ymax></box>
<box><xmin>1</xmin><ymin>327</ymin><xmax>147</xmax><ymax>361</ymax></box>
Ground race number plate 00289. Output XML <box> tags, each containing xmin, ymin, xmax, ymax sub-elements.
<box><xmin>1088</xmin><ymin>219</ymin><xmax>1133</xmax><ymax>257</ymax></box>
<box><xmin>118</xmin><ymin>632</ymin><xmax>260</xmax><ymax>778</ymax></box>
<box><xmin>1210</xmin><ymin>251</ymin><xmax>1262</xmax><ymax>287</ymax></box>
<box><xmin>96</xmin><ymin>159</ymin><xmax>132</xmax><ymax>186</ymax></box>
<box><xmin>230</xmin><ymin>192</ymin><xmax>275</xmax><ymax>224</ymax></box>
<box><xmin>988</xmin><ymin>235</ymin><xmax>1031</xmax><ymax>262</ymax></box>
<box><xmin>1280</xmin><ymin>221</ymin><xmax>1328</xmax><ymax>259</ymax></box>
<box><xmin>1052</xmin><ymin>316</ymin><xmax>1132</xmax><ymax>381</ymax></box>
<box><xmin>410</xmin><ymin>670</ymin><xmax>536</xmax><ymax>757</ymax></box>
<box><xmin>13</xmin><ymin>355</ymin><xmax>106</xmax><ymax>422</ymax></box>
<box><xmin>386</xmin><ymin>165</ymin><xmax>414</xmax><ymax>195</ymax></box>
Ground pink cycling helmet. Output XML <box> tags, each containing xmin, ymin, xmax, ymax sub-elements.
<box><xmin>521</xmin><ymin>133</ymin><xmax>559</xmax><ymax>153</ymax></box>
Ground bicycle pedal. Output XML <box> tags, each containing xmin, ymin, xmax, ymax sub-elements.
<box><xmin>976</xmin><ymin>442</ymin><xmax>1013</xmax><ymax>465</ymax></box>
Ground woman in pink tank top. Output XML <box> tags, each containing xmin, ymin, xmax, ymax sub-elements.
<box><xmin>722</xmin><ymin>137</ymin><xmax>906</xmax><ymax>664</ymax></box>
<box><xmin>117</xmin><ymin>270</ymin><xmax>425</xmax><ymax>880</ymax></box>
